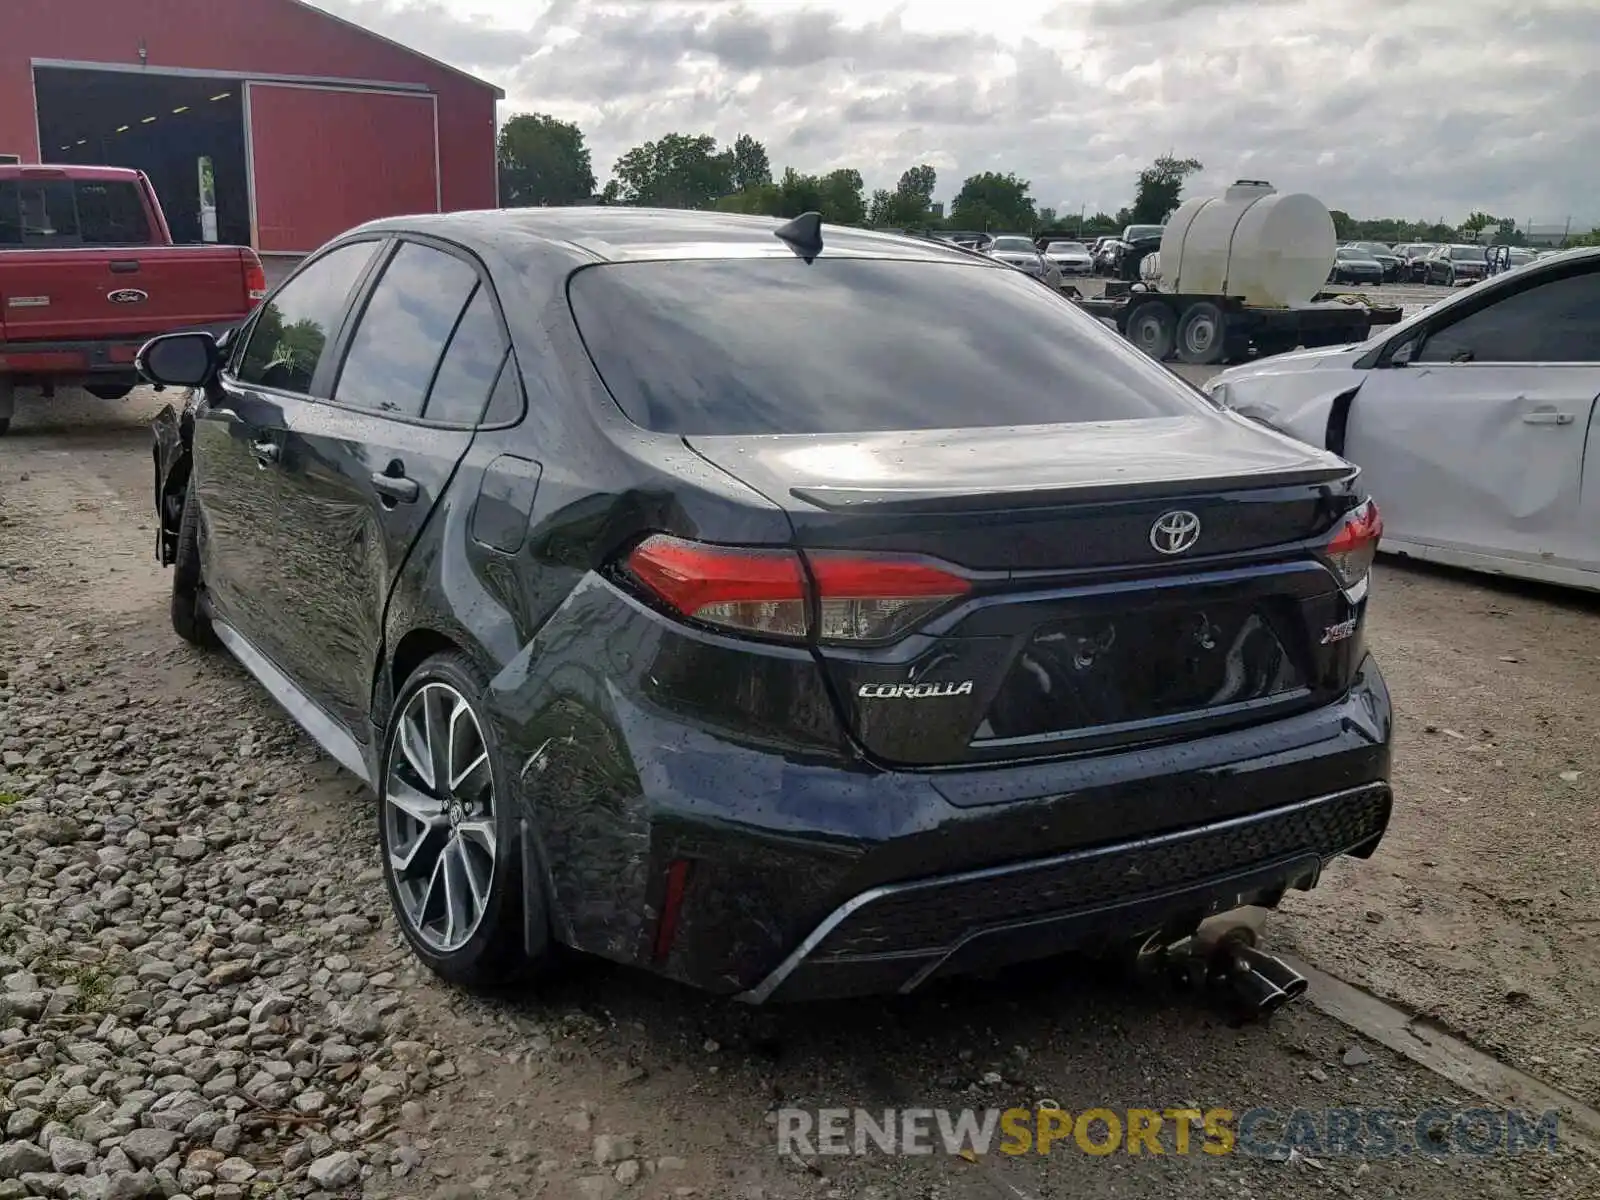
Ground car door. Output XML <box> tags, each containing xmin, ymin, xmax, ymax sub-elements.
<box><xmin>1341</xmin><ymin>261</ymin><xmax>1600</xmax><ymax>573</ymax></box>
<box><xmin>193</xmin><ymin>237</ymin><xmax>386</xmax><ymax>648</ymax></box>
<box><xmin>267</xmin><ymin>237</ymin><xmax>510</xmax><ymax>740</ymax></box>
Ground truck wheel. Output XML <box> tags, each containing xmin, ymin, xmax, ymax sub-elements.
<box><xmin>0</xmin><ymin>378</ymin><xmax>13</xmax><ymax>436</ymax></box>
<box><xmin>171</xmin><ymin>477</ymin><xmax>218</xmax><ymax>648</ymax></box>
<box><xmin>1176</xmin><ymin>302</ymin><xmax>1227</xmax><ymax>365</ymax></box>
<box><xmin>85</xmin><ymin>384</ymin><xmax>133</xmax><ymax>401</ymax></box>
<box><xmin>1126</xmin><ymin>301</ymin><xmax>1177</xmax><ymax>360</ymax></box>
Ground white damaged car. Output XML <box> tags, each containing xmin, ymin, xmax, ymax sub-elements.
<box><xmin>1203</xmin><ymin>246</ymin><xmax>1600</xmax><ymax>591</ymax></box>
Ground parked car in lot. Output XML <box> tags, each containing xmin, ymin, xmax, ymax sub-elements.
<box><xmin>984</xmin><ymin>234</ymin><xmax>1064</xmax><ymax>288</ymax></box>
<box><xmin>142</xmin><ymin>208</ymin><xmax>1393</xmax><ymax>1001</ymax></box>
<box><xmin>1395</xmin><ymin>243</ymin><xmax>1439</xmax><ymax>281</ymax></box>
<box><xmin>1042</xmin><ymin>239</ymin><xmax>1094</xmax><ymax>274</ymax></box>
<box><xmin>0</xmin><ymin>163</ymin><xmax>266</xmax><ymax>435</ymax></box>
<box><xmin>1420</xmin><ymin>244</ymin><xmax>1488</xmax><ymax>286</ymax></box>
<box><xmin>1345</xmin><ymin>241</ymin><xmax>1403</xmax><ymax>281</ymax></box>
<box><xmin>1328</xmin><ymin>246</ymin><xmax>1385</xmax><ymax>286</ymax></box>
<box><xmin>1206</xmin><ymin>245</ymin><xmax>1600</xmax><ymax>591</ymax></box>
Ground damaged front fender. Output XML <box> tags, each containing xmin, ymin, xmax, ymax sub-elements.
<box><xmin>150</xmin><ymin>395</ymin><xmax>195</xmax><ymax>565</ymax></box>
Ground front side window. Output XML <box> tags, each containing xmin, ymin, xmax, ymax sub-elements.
<box><xmin>333</xmin><ymin>242</ymin><xmax>478</xmax><ymax>417</ymax></box>
<box><xmin>236</xmin><ymin>241</ymin><xmax>379</xmax><ymax>394</ymax></box>
<box><xmin>1417</xmin><ymin>269</ymin><xmax>1600</xmax><ymax>364</ymax></box>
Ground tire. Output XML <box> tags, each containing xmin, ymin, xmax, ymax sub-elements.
<box><xmin>378</xmin><ymin>651</ymin><xmax>541</xmax><ymax>990</ymax></box>
<box><xmin>1175</xmin><ymin>302</ymin><xmax>1228</xmax><ymax>365</ymax></box>
<box><xmin>171</xmin><ymin>477</ymin><xmax>218</xmax><ymax>647</ymax></box>
<box><xmin>1126</xmin><ymin>301</ymin><xmax>1177</xmax><ymax>360</ymax></box>
<box><xmin>0</xmin><ymin>378</ymin><xmax>12</xmax><ymax>437</ymax></box>
<box><xmin>85</xmin><ymin>384</ymin><xmax>133</xmax><ymax>401</ymax></box>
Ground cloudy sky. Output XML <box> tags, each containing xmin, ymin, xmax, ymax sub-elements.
<box><xmin>315</xmin><ymin>0</ymin><xmax>1600</xmax><ymax>227</ymax></box>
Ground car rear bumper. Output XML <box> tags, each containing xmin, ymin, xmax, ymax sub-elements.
<box><xmin>492</xmin><ymin>578</ymin><xmax>1393</xmax><ymax>1000</ymax></box>
<box><xmin>743</xmin><ymin>781</ymin><xmax>1388</xmax><ymax>1002</ymax></box>
<box><xmin>0</xmin><ymin>325</ymin><xmax>235</xmax><ymax>384</ymax></box>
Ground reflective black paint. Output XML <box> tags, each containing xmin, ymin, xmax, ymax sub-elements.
<box><xmin>150</xmin><ymin>208</ymin><xmax>1395</xmax><ymax>1000</ymax></box>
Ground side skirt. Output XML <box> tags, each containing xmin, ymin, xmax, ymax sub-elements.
<box><xmin>207</xmin><ymin>612</ymin><xmax>374</xmax><ymax>790</ymax></box>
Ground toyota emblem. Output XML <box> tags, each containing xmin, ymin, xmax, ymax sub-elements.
<box><xmin>1149</xmin><ymin>509</ymin><xmax>1202</xmax><ymax>555</ymax></box>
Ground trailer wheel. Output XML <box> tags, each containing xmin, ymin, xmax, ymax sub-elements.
<box><xmin>1176</xmin><ymin>302</ymin><xmax>1227</xmax><ymax>365</ymax></box>
<box><xmin>1126</xmin><ymin>301</ymin><xmax>1177</xmax><ymax>360</ymax></box>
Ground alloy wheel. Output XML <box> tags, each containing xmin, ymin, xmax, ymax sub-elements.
<box><xmin>383</xmin><ymin>681</ymin><xmax>498</xmax><ymax>953</ymax></box>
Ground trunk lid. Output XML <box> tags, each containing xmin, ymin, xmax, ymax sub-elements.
<box><xmin>687</xmin><ymin>418</ymin><xmax>1367</xmax><ymax>768</ymax></box>
<box><xmin>0</xmin><ymin>246</ymin><xmax>254</xmax><ymax>345</ymax></box>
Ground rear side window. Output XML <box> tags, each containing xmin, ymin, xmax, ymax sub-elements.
<box><xmin>0</xmin><ymin>178</ymin><xmax>151</xmax><ymax>246</ymax></box>
<box><xmin>568</xmin><ymin>258</ymin><xmax>1207</xmax><ymax>435</ymax></box>
<box><xmin>424</xmin><ymin>285</ymin><xmax>509</xmax><ymax>425</ymax></box>
<box><xmin>236</xmin><ymin>240</ymin><xmax>378</xmax><ymax>394</ymax></box>
<box><xmin>334</xmin><ymin>242</ymin><xmax>478</xmax><ymax>417</ymax></box>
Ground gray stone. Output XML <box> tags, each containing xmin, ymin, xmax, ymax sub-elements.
<box><xmin>103</xmin><ymin>1169</ymin><xmax>162</xmax><ymax>1200</ymax></box>
<box><xmin>119</xmin><ymin>1129</ymin><xmax>178</xmax><ymax>1169</ymax></box>
<box><xmin>306</xmin><ymin>1151</ymin><xmax>361</xmax><ymax>1189</ymax></box>
<box><xmin>593</xmin><ymin>1135</ymin><xmax>635</xmax><ymax>1166</ymax></box>
<box><xmin>50</xmin><ymin>1137</ymin><xmax>96</xmax><ymax>1173</ymax></box>
<box><xmin>0</xmin><ymin>1140</ymin><xmax>53</xmax><ymax>1177</ymax></box>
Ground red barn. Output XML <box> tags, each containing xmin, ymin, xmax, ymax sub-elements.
<box><xmin>0</xmin><ymin>0</ymin><xmax>501</xmax><ymax>259</ymax></box>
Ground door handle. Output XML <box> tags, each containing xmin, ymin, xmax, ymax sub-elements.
<box><xmin>250</xmin><ymin>439</ymin><xmax>279</xmax><ymax>465</ymax></box>
<box><xmin>1522</xmin><ymin>410</ymin><xmax>1575</xmax><ymax>425</ymax></box>
<box><xmin>370</xmin><ymin>470</ymin><xmax>419</xmax><ymax>503</ymax></box>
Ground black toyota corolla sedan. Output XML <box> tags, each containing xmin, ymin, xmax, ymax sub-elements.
<box><xmin>141</xmin><ymin>208</ymin><xmax>1393</xmax><ymax>1003</ymax></box>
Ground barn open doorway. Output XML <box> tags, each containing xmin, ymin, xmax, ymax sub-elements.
<box><xmin>33</xmin><ymin>66</ymin><xmax>250</xmax><ymax>246</ymax></box>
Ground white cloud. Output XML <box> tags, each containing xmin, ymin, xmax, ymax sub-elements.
<box><xmin>312</xmin><ymin>0</ymin><xmax>1600</xmax><ymax>226</ymax></box>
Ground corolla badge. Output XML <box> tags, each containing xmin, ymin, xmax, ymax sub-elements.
<box><xmin>107</xmin><ymin>288</ymin><xmax>148</xmax><ymax>304</ymax></box>
<box><xmin>857</xmin><ymin>681</ymin><xmax>974</xmax><ymax>699</ymax></box>
<box><xmin>1149</xmin><ymin>509</ymin><xmax>1202</xmax><ymax>555</ymax></box>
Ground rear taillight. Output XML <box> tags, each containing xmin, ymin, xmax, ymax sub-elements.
<box><xmin>1324</xmin><ymin>499</ymin><xmax>1383</xmax><ymax>588</ymax></box>
<box><xmin>623</xmin><ymin>534</ymin><xmax>970</xmax><ymax>644</ymax></box>
<box><xmin>243</xmin><ymin>252</ymin><xmax>267</xmax><ymax>304</ymax></box>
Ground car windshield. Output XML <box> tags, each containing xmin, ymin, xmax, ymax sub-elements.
<box><xmin>1336</xmin><ymin>248</ymin><xmax>1362</xmax><ymax>259</ymax></box>
<box><xmin>1451</xmin><ymin>246</ymin><xmax>1485</xmax><ymax>260</ymax></box>
<box><xmin>989</xmin><ymin>236</ymin><xmax>1036</xmax><ymax>252</ymax></box>
<box><xmin>568</xmin><ymin>258</ymin><xmax>1208</xmax><ymax>436</ymax></box>
<box><xmin>1124</xmin><ymin>225</ymin><xmax>1164</xmax><ymax>240</ymax></box>
<box><xmin>1047</xmin><ymin>241</ymin><xmax>1086</xmax><ymax>252</ymax></box>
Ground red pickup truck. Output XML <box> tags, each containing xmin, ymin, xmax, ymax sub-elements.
<box><xmin>0</xmin><ymin>164</ymin><xmax>265</xmax><ymax>435</ymax></box>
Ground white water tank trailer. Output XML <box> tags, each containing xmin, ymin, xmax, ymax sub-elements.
<box><xmin>1071</xmin><ymin>180</ymin><xmax>1396</xmax><ymax>365</ymax></box>
<box><xmin>1160</xmin><ymin>181</ymin><xmax>1337</xmax><ymax>308</ymax></box>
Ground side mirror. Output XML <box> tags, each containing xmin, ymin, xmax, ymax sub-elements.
<box><xmin>136</xmin><ymin>331</ymin><xmax>220</xmax><ymax>388</ymax></box>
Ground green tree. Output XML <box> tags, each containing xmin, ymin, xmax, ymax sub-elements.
<box><xmin>715</xmin><ymin>184</ymin><xmax>783</xmax><ymax>216</ymax></box>
<box><xmin>612</xmin><ymin>133</ymin><xmax>734</xmax><ymax>209</ymax></box>
<box><xmin>1130</xmin><ymin>155</ymin><xmax>1202</xmax><ymax>225</ymax></box>
<box><xmin>867</xmin><ymin>188</ymin><xmax>895</xmax><ymax>226</ymax></box>
<box><xmin>1036</xmin><ymin>206</ymin><xmax>1058</xmax><ymax>229</ymax></box>
<box><xmin>950</xmin><ymin>171</ymin><xmax>1036</xmax><ymax>231</ymax></box>
<box><xmin>729</xmin><ymin>134</ymin><xmax>772</xmax><ymax>192</ymax></box>
<box><xmin>497</xmin><ymin>113</ymin><xmax>595</xmax><ymax>207</ymax></box>
<box><xmin>818</xmin><ymin>168</ymin><xmax>866</xmax><ymax>225</ymax></box>
<box><xmin>896</xmin><ymin>164</ymin><xmax>937</xmax><ymax>210</ymax></box>
<box><xmin>1328</xmin><ymin>209</ymin><xmax>1354</xmax><ymax>239</ymax></box>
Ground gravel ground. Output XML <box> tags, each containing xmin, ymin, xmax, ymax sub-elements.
<box><xmin>1</xmin><ymin>386</ymin><xmax>1596</xmax><ymax>1200</ymax></box>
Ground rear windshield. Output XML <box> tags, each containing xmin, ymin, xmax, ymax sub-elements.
<box><xmin>1451</xmin><ymin>246</ymin><xmax>1485</xmax><ymax>260</ymax></box>
<box><xmin>0</xmin><ymin>178</ymin><xmax>153</xmax><ymax>247</ymax></box>
<box><xmin>1124</xmin><ymin>225</ymin><xmax>1164</xmax><ymax>240</ymax></box>
<box><xmin>568</xmin><ymin>257</ymin><xmax>1207</xmax><ymax>436</ymax></box>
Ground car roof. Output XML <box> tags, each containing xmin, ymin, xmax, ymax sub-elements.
<box><xmin>351</xmin><ymin>206</ymin><xmax>989</xmax><ymax>269</ymax></box>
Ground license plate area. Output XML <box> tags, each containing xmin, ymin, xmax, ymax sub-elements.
<box><xmin>976</xmin><ymin>598</ymin><xmax>1304</xmax><ymax>740</ymax></box>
